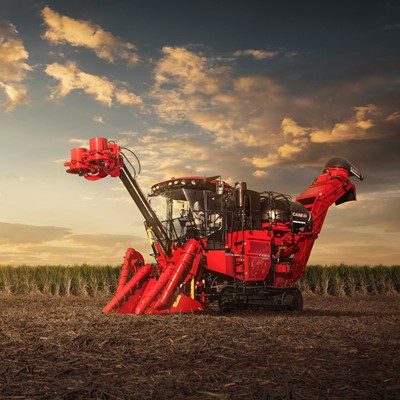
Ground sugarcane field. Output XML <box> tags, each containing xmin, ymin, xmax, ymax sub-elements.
<box><xmin>0</xmin><ymin>264</ymin><xmax>399</xmax><ymax>400</ymax></box>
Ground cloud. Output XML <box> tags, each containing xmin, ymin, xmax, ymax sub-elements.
<box><xmin>281</xmin><ymin>117</ymin><xmax>308</xmax><ymax>137</ymax></box>
<box><xmin>150</xmin><ymin>46</ymin><xmax>390</xmax><ymax>182</ymax></box>
<box><xmin>41</xmin><ymin>6</ymin><xmax>139</xmax><ymax>64</ymax></box>
<box><xmin>0</xmin><ymin>222</ymin><xmax>152</xmax><ymax>265</ymax></box>
<box><xmin>45</xmin><ymin>61</ymin><xmax>114</xmax><ymax>105</ymax></box>
<box><xmin>93</xmin><ymin>115</ymin><xmax>105</xmax><ymax>124</ymax></box>
<box><xmin>45</xmin><ymin>61</ymin><xmax>141</xmax><ymax>107</ymax></box>
<box><xmin>252</xmin><ymin>170</ymin><xmax>268</xmax><ymax>177</ymax></box>
<box><xmin>234</xmin><ymin>49</ymin><xmax>280</xmax><ymax>60</ymax></box>
<box><xmin>310</xmin><ymin>104</ymin><xmax>381</xmax><ymax>143</ymax></box>
<box><xmin>0</xmin><ymin>22</ymin><xmax>31</xmax><ymax>111</ymax></box>
<box><xmin>0</xmin><ymin>81</ymin><xmax>29</xmax><ymax>111</ymax></box>
<box><xmin>386</xmin><ymin>111</ymin><xmax>400</xmax><ymax>122</ymax></box>
<box><xmin>115</xmin><ymin>88</ymin><xmax>142</xmax><ymax>105</ymax></box>
<box><xmin>230</xmin><ymin>116</ymin><xmax>311</xmax><ymax>167</ymax></box>
<box><xmin>243</xmin><ymin>104</ymin><xmax>399</xmax><ymax>170</ymax></box>
<box><xmin>154</xmin><ymin>46</ymin><xmax>226</xmax><ymax>97</ymax></box>
<box><xmin>151</xmin><ymin>46</ymin><xmax>285</xmax><ymax>147</ymax></box>
<box><xmin>283</xmin><ymin>104</ymin><xmax>385</xmax><ymax>146</ymax></box>
<box><xmin>66</xmin><ymin>233</ymin><xmax>152</xmax><ymax>264</ymax></box>
<box><xmin>68</xmin><ymin>234</ymin><xmax>144</xmax><ymax>247</ymax></box>
<box><xmin>0</xmin><ymin>22</ymin><xmax>31</xmax><ymax>81</ymax></box>
<box><xmin>127</xmin><ymin>133</ymin><xmax>217</xmax><ymax>179</ymax></box>
<box><xmin>120</xmin><ymin>130</ymin><xmax>139</xmax><ymax>138</ymax></box>
<box><xmin>118</xmin><ymin>128</ymin><xmax>252</xmax><ymax>190</ymax></box>
<box><xmin>150</xmin><ymin>46</ymin><xmax>399</xmax><ymax>162</ymax></box>
<box><xmin>0</xmin><ymin>222</ymin><xmax>71</xmax><ymax>245</ymax></box>
<box><xmin>147</xmin><ymin>127</ymin><xmax>167</xmax><ymax>134</ymax></box>
<box><xmin>140</xmin><ymin>45</ymin><xmax>400</xmax><ymax>196</ymax></box>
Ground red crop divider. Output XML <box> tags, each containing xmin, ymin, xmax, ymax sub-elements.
<box><xmin>103</xmin><ymin>263</ymin><xmax>153</xmax><ymax>313</ymax></box>
<box><xmin>153</xmin><ymin>239</ymin><xmax>202</xmax><ymax>311</ymax></box>
<box><xmin>135</xmin><ymin>239</ymin><xmax>203</xmax><ymax>314</ymax></box>
<box><xmin>116</xmin><ymin>248</ymin><xmax>145</xmax><ymax>293</ymax></box>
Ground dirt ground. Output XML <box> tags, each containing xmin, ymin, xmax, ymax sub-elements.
<box><xmin>0</xmin><ymin>294</ymin><xmax>399</xmax><ymax>400</ymax></box>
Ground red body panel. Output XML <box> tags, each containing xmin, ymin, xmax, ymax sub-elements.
<box><xmin>205</xmin><ymin>231</ymin><xmax>272</xmax><ymax>281</ymax></box>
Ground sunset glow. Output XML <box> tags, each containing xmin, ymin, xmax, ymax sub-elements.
<box><xmin>1</xmin><ymin>1</ymin><xmax>399</xmax><ymax>265</ymax></box>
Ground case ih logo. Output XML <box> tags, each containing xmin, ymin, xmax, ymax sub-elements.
<box><xmin>292</xmin><ymin>212</ymin><xmax>308</xmax><ymax>219</ymax></box>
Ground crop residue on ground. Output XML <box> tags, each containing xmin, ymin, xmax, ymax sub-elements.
<box><xmin>0</xmin><ymin>294</ymin><xmax>399</xmax><ymax>399</ymax></box>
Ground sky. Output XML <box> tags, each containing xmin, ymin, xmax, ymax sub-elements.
<box><xmin>0</xmin><ymin>0</ymin><xmax>399</xmax><ymax>266</ymax></box>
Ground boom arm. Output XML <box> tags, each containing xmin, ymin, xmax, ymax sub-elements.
<box><xmin>119</xmin><ymin>166</ymin><xmax>171</xmax><ymax>256</ymax></box>
<box><xmin>290</xmin><ymin>157</ymin><xmax>364</xmax><ymax>282</ymax></box>
<box><xmin>64</xmin><ymin>137</ymin><xmax>171</xmax><ymax>255</ymax></box>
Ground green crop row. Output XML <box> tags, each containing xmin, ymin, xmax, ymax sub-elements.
<box><xmin>0</xmin><ymin>264</ymin><xmax>120</xmax><ymax>296</ymax></box>
<box><xmin>297</xmin><ymin>264</ymin><xmax>400</xmax><ymax>296</ymax></box>
<box><xmin>0</xmin><ymin>264</ymin><xmax>399</xmax><ymax>296</ymax></box>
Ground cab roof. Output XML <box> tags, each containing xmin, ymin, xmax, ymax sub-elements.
<box><xmin>149</xmin><ymin>176</ymin><xmax>231</xmax><ymax>197</ymax></box>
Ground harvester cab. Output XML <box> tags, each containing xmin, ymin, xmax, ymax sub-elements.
<box><xmin>149</xmin><ymin>176</ymin><xmax>231</xmax><ymax>250</ymax></box>
<box><xmin>65</xmin><ymin>137</ymin><xmax>363</xmax><ymax>314</ymax></box>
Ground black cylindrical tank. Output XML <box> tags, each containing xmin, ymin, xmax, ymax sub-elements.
<box><xmin>261</xmin><ymin>197</ymin><xmax>291</xmax><ymax>223</ymax></box>
<box><xmin>261</xmin><ymin>198</ymin><xmax>312</xmax><ymax>231</ymax></box>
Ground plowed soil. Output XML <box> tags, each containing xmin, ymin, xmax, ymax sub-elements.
<box><xmin>0</xmin><ymin>294</ymin><xmax>399</xmax><ymax>400</ymax></box>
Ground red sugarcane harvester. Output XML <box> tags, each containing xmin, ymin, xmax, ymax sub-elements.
<box><xmin>65</xmin><ymin>137</ymin><xmax>363</xmax><ymax>314</ymax></box>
